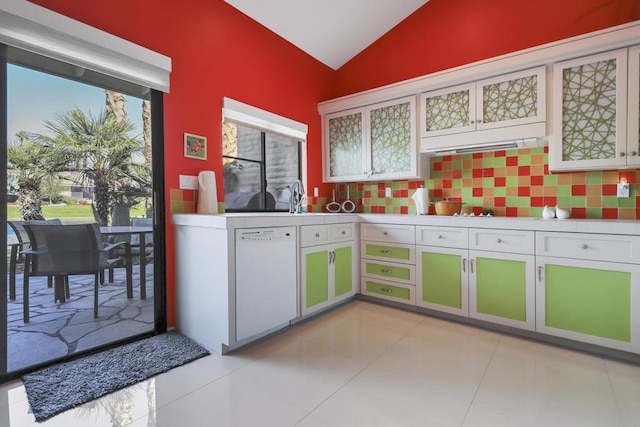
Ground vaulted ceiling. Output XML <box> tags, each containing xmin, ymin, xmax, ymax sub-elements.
<box><xmin>223</xmin><ymin>0</ymin><xmax>430</xmax><ymax>70</ymax></box>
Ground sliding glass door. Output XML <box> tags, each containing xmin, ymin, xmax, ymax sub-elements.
<box><xmin>1</xmin><ymin>45</ymin><xmax>165</xmax><ymax>381</ymax></box>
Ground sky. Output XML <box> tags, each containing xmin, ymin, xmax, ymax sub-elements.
<box><xmin>7</xmin><ymin>64</ymin><xmax>144</xmax><ymax>142</ymax></box>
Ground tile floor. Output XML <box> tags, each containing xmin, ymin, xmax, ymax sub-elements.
<box><xmin>1</xmin><ymin>300</ymin><xmax>639</xmax><ymax>426</ymax></box>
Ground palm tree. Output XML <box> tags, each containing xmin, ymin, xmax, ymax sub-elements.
<box><xmin>31</xmin><ymin>108</ymin><xmax>143</xmax><ymax>226</ymax></box>
<box><xmin>6</xmin><ymin>136</ymin><xmax>50</xmax><ymax>220</ymax></box>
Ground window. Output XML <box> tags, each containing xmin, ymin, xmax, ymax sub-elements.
<box><xmin>222</xmin><ymin>98</ymin><xmax>308</xmax><ymax>212</ymax></box>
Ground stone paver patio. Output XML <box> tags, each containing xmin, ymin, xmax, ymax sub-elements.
<box><xmin>6</xmin><ymin>265</ymin><xmax>154</xmax><ymax>372</ymax></box>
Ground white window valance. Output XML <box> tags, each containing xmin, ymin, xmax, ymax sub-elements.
<box><xmin>0</xmin><ymin>0</ymin><xmax>171</xmax><ymax>92</ymax></box>
<box><xmin>223</xmin><ymin>97</ymin><xmax>308</xmax><ymax>142</ymax></box>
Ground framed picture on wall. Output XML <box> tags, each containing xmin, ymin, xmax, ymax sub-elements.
<box><xmin>184</xmin><ymin>133</ymin><xmax>207</xmax><ymax>160</ymax></box>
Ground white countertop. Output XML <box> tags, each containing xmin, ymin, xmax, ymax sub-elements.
<box><xmin>171</xmin><ymin>212</ymin><xmax>640</xmax><ymax>235</ymax></box>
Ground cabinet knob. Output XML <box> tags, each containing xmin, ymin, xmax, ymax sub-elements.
<box><xmin>496</xmin><ymin>238</ymin><xmax>503</xmax><ymax>243</ymax></box>
<box><xmin>315</xmin><ymin>233</ymin><xmax>320</xmax><ymax>238</ymax></box>
<box><xmin>470</xmin><ymin>120</ymin><xmax>475</xmax><ymax>124</ymax></box>
<box><xmin>341</xmin><ymin>231</ymin><xmax>346</xmax><ymax>235</ymax></box>
<box><xmin>581</xmin><ymin>243</ymin><xmax>588</xmax><ymax>249</ymax></box>
<box><xmin>631</xmin><ymin>151</ymin><xmax>638</xmax><ymax>156</ymax></box>
<box><xmin>383</xmin><ymin>231</ymin><xmax>388</xmax><ymax>235</ymax></box>
<box><xmin>477</xmin><ymin>119</ymin><xmax>483</xmax><ymax>123</ymax></box>
<box><xmin>620</xmin><ymin>152</ymin><xmax>626</xmax><ymax>157</ymax></box>
<box><xmin>438</xmin><ymin>235</ymin><xmax>444</xmax><ymax>239</ymax></box>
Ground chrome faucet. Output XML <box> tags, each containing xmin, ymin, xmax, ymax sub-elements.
<box><xmin>289</xmin><ymin>180</ymin><xmax>305</xmax><ymax>214</ymax></box>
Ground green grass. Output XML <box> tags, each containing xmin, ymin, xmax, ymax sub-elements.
<box><xmin>7</xmin><ymin>204</ymin><xmax>146</xmax><ymax>222</ymax></box>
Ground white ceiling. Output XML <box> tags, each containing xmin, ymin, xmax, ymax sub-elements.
<box><xmin>223</xmin><ymin>0</ymin><xmax>429</xmax><ymax>70</ymax></box>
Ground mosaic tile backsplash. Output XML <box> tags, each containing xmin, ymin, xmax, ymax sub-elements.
<box><xmin>307</xmin><ymin>147</ymin><xmax>640</xmax><ymax>219</ymax></box>
<box><xmin>170</xmin><ymin>147</ymin><xmax>640</xmax><ymax>219</ymax></box>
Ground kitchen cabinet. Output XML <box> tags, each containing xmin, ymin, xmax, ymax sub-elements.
<box><xmin>300</xmin><ymin>224</ymin><xmax>357</xmax><ymax>316</ymax></box>
<box><xmin>550</xmin><ymin>49</ymin><xmax>632</xmax><ymax>171</ymax></box>
<box><xmin>323</xmin><ymin>96</ymin><xmax>419</xmax><ymax>182</ymax></box>
<box><xmin>361</xmin><ymin>223</ymin><xmax>416</xmax><ymax>304</ymax></box>
<box><xmin>535</xmin><ymin>232</ymin><xmax>640</xmax><ymax>353</ymax></box>
<box><xmin>468</xmin><ymin>228</ymin><xmax>535</xmax><ymax>330</ymax></box>
<box><xmin>420</xmin><ymin>67</ymin><xmax>546</xmax><ymax>151</ymax></box>
<box><xmin>416</xmin><ymin>226</ymin><xmax>469</xmax><ymax>316</ymax></box>
<box><xmin>628</xmin><ymin>45</ymin><xmax>640</xmax><ymax>165</ymax></box>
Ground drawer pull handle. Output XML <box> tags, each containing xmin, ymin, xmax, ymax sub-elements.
<box><xmin>470</xmin><ymin>259</ymin><xmax>475</xmax><ymax>274</ymax></box>
<box><xmin>380</xmin><ymin>250</ymin><xmax>393</xmax><ymax>254</ymax></box>
<box><xmin>496</xmin><ymin>238</ymin><xmax>503</xmax><ymax>243</ymax></box>
<box><xmin>381</xmin><ymin>269</ymin><xmax>393</xmax><ymax>274</ymax></box>
<box><xmin>538</xmin><ymin>266</ymin><xmax>543</xmax><ymax>282</ymax></box>
<box><xmin>315</xmin><ymin>233</ymin><xmax>320</xmax><ymax>238</ymax></box>
<box><xmin>462</xmin><ymin>258</ymin><xmax>467</xmax><ymax>273</ymax></box>
<box><xmin>438</xmin><ymin>235</ymin><xmax>444</xmax><ymax>239</ymax></box>
<box><xmin>581</xmin><ymin>244</ymin><xmax>588</xmax><ymax>249</ymax></box>
<box><xmin>383</xmin><ymin>231</ymin><xmax>388</xmax><ymax>236</ymax></box>
<box><xmin>341</xmin><ymin>231</ymin><xmax>346</xmax><ymax>235</ymax></box>
<box><xmin>380</xmin><ymin>288</ymin><xmax>393</xmax><ymax>294</ymax></box>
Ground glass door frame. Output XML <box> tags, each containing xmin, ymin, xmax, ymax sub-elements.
<box><xmin>0</xmin><ymin>44</ymin><xmax>167</xmax><ymax>382</ymax></box>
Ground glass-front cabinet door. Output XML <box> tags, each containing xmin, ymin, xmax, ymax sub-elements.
<box><xmin>324</xmin><ymin>108</ymin><xmax>366</xmax><ymax>182</ymax></box>
<box><xmin>421</xmin><ymin>83</ymin><xmax>476</xmax><ymax>138</ymax></box>
<box><xmin>476</xmin><ymin>66</ymin><xmax>546</xmax><ymax>130</ymax></box>
<box><xmin>550</xmin><ymin>49</ymin><xmax>629</xmax><ymax>171</ymax></box>
<box><xmin>369</xmin><ymin>96</ymin><xmax>417</xmax><ymax>179</ymax></box>
<box><xmin>323</xmin><ymin>96</ymin><xmax>418</xmax><ymax>182</ymax></box>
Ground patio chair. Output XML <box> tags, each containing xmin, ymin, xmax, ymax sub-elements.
<box><xmin>107</xmin><ymin>217</ymin><xmax>153</xmax><ymax>282</ymax></box>
<box><xmin>7</xmin><ymin>219</ymin><xmax>62</xmax><ymax>300</ymax></box>
<box><xmin>21</xmin><ymin>223</ymin><xmax>131</xmax><ymax>322</ymax></box>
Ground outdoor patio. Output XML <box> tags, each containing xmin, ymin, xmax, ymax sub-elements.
<box><xmin>6</xmin><ymin>264</ymin><xmax>154</xmax><ymax>372</ymax></box>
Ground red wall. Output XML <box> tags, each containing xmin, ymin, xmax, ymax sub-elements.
<box><xmin>29</xmin><ymin>0</ymin><xmax>335</xmax><ymax>326</ymax></box>
<box><xmin>331</xmin><ymin>0</ymin><xmax>640</xmax><ymax>97</ymax></box>
<box><xmin>28</xmin><ymin>0</ymin><xmax>640</xmax><ymax>327</ymax></box>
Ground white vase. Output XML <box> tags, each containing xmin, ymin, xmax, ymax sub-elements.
<box><xmin>542</xmin><ymin>205</ymin><xmax>555</xmax><ymax>219</ymax></box>
<box><xmin>555</xmin><ymin>205</ymin><xmax>570</xmax><ymax>220</ymax></box>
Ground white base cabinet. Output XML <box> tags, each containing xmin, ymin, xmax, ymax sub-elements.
<box><xmin>300</xmin><ymin>224</ymin><xmax>357</xmax><ymax>316</ymax></box>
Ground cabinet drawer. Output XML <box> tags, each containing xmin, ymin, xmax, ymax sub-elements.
<box><xmin>361</xmin><ymin>259</ymin><xmax>415</xmax><ymax>285</ymax></box>
<box><xmin>361</xmin><ymin>223</ymin><xmax>415</xmax><ymax>244</ymax></box>
<box><xmin>331</xmin><ymin>223</ymin><xmax>355</xmax><ymax>242</ymax></box>
<box><xmin>300</xmin><ymin>225</ymin><xmax>330</xmax><ymax>247</ymax></box>
<box><xmin>361</xmin><ymin>277</ymin><xmax>416</xmax><ymax>305</ymax></box>
<box><xmin>416</xmin><ymin>226</ymin><xmax>468</xmax><ymax>249</ymax></box>
<box><xmin>536</xmin><ymin>232</ymin><xmax>640</xmax><ymax>264</ymax></box>
<box><xmin>361</xmin><ymin>241</ymin><xmax>415</xmax><ymax>264</ymax></box>
<box><xmin>469</xmin><ymin>228</ymin><xmax>534</xmax><ymax>255</ymax></box>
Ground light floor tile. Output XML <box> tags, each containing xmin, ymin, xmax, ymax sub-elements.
<box><xmin>303</xmin><ymin>366</ymin><xmax>470</xmax><ymax>427</ymax></box>
<box><xmin>6</xmin><ymin>301</ymin><xmax>638</xmax><ymax>427</ymax></box>
<box><xmin>233</xmin><ymin>339</ymin><xmax>367</xmax><ymax>412</ymax></box>
<box><xmin>467</xmin><ymin>335</ymin><xmax>621</xmax><ymax>427</ymax></box>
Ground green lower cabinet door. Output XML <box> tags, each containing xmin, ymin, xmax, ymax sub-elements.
<box><xmin>333</xmin><ymin>246</ymin><xmax>353</xmax><ymax>297</ymax></box>
<box><xmin>421</xmin><ymin>251</ymin><xmax>462</xmax><ymax>309</ymax></box>
<box><xmin>475</xmin><ymin>257</ymin><xmax>527</xmax><ymax>322</ymax></box>
<box><xmin>305</xmin><ymin>250</ymin><xmax>329</xmax><ymax>309</ymax></box>
<box><xmin>545</xmin><ymin>264</ymin><xmax>631</xmax><ymax>342</ymax></box>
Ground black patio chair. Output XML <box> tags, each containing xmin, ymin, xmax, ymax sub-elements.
<box><xmin>21</xmin><ymin>223</ymin><xmax>131</xmax><ymax>322</ymax></box>
<box><xmin>7</xmin><ymin>219</ymin><xmax>62</xmax><ymax>300</ymax></box>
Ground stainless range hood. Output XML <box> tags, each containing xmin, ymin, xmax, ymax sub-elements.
<box><xmin>424</xmin><ymin>138</ymin><xmax>546</xmax><ymax>156</ymax></box>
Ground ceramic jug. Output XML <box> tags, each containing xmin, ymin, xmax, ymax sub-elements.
<box><xmin>555</xmin><ymin>205</ymin><xmax>570</xmax><ymax>219</ymax></box>
<box><xmin>542</xmin><ymin>205</ymin><xmax>555</xmax><ymax>219</ymax></box>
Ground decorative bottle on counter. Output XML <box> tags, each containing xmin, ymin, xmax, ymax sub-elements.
<box><xmin>542</xmin><ymin>205</ymin><xmax>555</xmax><ymax>219</ymax></box>
<box><xmin>555</xmin><ymin>205</ymin><xmax>570</xmax><ymax>220</ymax></box>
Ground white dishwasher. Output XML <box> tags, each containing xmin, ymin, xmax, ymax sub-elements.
<box><xmin>235</xmin><ymin>227</ymin><xmax>297</xmax><ymax>342</ymax></box>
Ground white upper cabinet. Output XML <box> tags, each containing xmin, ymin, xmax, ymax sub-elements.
<box><xmin>549</xmin><ymin>49</ymin><xmax>630</xmax><ymax>171</ymax></box>
<box><xmin>420</xmin><ymin>67</ymin><xmax>547</xmax><ymax>151</ymax></box>
<box><xmin>323</xmin><ymin>96</ymin><xmax>419</xmax><ymax>182</ymax></box>
<box><xmin>628</xmin><ymin>45</ymin><xmax>640</xmax><ymax>167</ymax></box>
